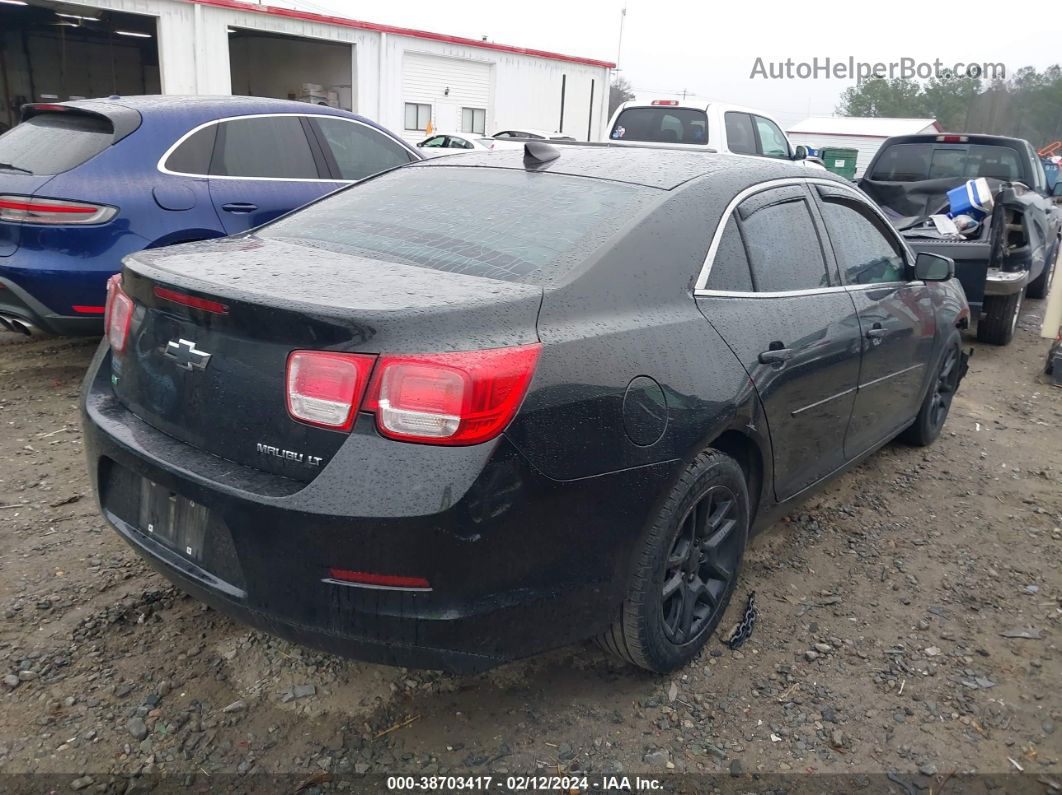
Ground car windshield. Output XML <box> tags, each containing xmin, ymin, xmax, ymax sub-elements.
<box><xmin>610</xmin><ymin>107</ymin><xmax>708</xmax><ymax>145</ymax></box>
<box><xmin>869</xmin><ymin>143</ymin><xmax>1025</xmax><ymax>182</ymax></box>
<box><xmin>260</xmin><ymin>166</ymin><xmax>656</xmax><ymax>284</ymax></box>
<box><xmin>0</xmin><ymin>113</ymin><xmax>113</xmax><ymax>176</ymax></box>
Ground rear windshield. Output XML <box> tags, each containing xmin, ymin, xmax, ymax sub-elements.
<box><xmin>0</xmin><ymin>113</ymin><xmax>113</xmax><ymax>176</ymax></box>
<box><xmin>259</xmin><ymin>166</ymin><xmax>656</xmax><ymax>284</ymax></box>
<box><xmin>869</xmin><ymin>142</ymin><xmax>1025</xmax><ymax>182</ymax></box>
<box><xmin>610</xmin><ymin>107</ymin><xmax>708</xmax><ymax>145</ymax></box>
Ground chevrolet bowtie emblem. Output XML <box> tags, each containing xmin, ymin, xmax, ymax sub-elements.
<box><xmin>164</xmin><ymin>338</ymin><xmax>212</xmax><ymax>371</ymax></box>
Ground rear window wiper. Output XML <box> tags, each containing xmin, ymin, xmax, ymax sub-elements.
<box><xmin>0</xmin><ymin>162</ymin><xmax>33</xmax><ymax>175</ymax></box>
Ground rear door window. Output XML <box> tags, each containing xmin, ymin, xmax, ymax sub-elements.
<box><xmin>209</xmin><ymin>116</ymin><xmax>320</xmax><ymax>179</ymax></box>
<box><xmin>723</xmin><ymin>112</ymin><xmax>756</xmax><ymax>155</ymax></box>
<box><xmin>739</xmin><ymin>190</ymin><xmax>831</xmax><ymax>292</ymax></box>
<box><xmin>706</xmin><ymin>218</ymin><xmax>754</xmax><ymax>291</ymax></box>
<box><xmin>309</xmin><ymin>117</ymin><xmax>413</xmax><ymax>181</ymax></box>
<box><xmin>0</xmin><ymin>113</ymin><xmax>113</xmax><ymax>176</ymax></box>
<box><xmin>610</xmin><ymin>107</ymin><xmax>708</xmax><ymax>145</ymax></box>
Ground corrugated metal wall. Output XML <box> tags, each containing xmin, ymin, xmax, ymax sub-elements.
<box><xmin>401</xmin><ymin>52</ymin><xmax>491</xmax><ymax>140</ymax></box>
<box><xmin>786</xmin><ymin>133</ymin><xmax>889</xmax><ymax>178</ymax></box>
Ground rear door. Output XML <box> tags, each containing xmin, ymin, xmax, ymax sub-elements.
<box><xmin>694</xmin><ymin>183</ymin><xmax>863</xmax><ymax>501</ymax></box>
<box><xmin>207</xmin><ymin>115</ymin><xmax>333</xmax><ymax>235</ymax></box>
<box><xmin>812</xmin><ymin>183</ymin><xmax>937</xmax><ymax>456</ymax></box>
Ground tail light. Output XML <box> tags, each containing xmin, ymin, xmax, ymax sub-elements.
<box><xmin>651</xmin><ymin>100</ymin><xmax>680</xmax><ymax>106</ymax></box>
<box><xmin>364</xmin><ymin>344</ymin><xmax>541</xmax><ymax>445</ymax></box>
<box><xmin>104</xmin><ymin>274</ymin><xmax>133</xmax><ymax>354</ymax></box>
<box><xmin>0</xmin><ymin>196</ymin><xmax>116</xmax><ymax>225</ymax></box>
<box><xmin>285</xmin><ymin>344</ymin><xmax>541</xmax><ymax>445</ymax></box>
<box><xmin>286</xmin><ymin>351</ymin><xmax>376</xmax><ymax>431</ymax></box>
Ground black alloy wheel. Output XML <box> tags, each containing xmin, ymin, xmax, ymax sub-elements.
<box><xmin>660</xmin><ymin>485</ymin><xmax>741</xmax><ymax>644</ymax></box>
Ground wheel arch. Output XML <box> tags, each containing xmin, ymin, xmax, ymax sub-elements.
<box><xmin>144</xmin><ymin>229</ymin><xmax>226</xmax><ymax>250</ymax></box>
<box><xmin>708</xmin><ymin>428</ymin><xmax>766</xmax><ymax>527</ymax></box>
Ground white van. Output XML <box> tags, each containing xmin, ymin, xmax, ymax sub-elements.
<box><xmin>606</xmin><ymin>100</ymin><xmax>820</xmax><ymax>166</ymax></box>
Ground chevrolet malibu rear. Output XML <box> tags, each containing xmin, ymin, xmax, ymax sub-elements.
<box><xmin>83</xmin><ymin>148</ymin><xmax>961</xmax><ymax>673</ymax></box>
<box><xmin>81</xmin><ymin>152</ymin><xmax>685</xmax><ymax>672</ymax></box>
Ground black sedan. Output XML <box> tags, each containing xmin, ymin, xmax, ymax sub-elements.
<box><xmin>82</xmin><ymin>145</ymin><xmax>969</xmax><ymax>673</ymax></box>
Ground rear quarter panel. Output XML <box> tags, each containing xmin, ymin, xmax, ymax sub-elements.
<box><xmin>505</xmin><ymin>177</ymin><xmax>762</xmax><ymax>483</ymax></box>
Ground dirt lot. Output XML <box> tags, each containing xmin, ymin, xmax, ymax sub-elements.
<box><xmin>0</xmin><ymin>299</ymin><xmax>1060</xmax><ymax>791</ymax></box>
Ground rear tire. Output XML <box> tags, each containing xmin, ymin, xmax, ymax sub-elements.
<box><xmin>598</xmin><ymin>450</ymin><xmax>748</xmax><ymax>672</ymax></box>
<box><xmin>901</xmin><ymin>333</ymin><xmax>962</xmax><ymax>447</ymax></box>
<box><xmin>977</xmin><ymin>288</ymin><xmax>1024</xmax><ymax>345</ymax></box>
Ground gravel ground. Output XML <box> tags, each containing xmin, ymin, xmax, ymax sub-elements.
<box><xmin>0</xmin><ymin>300</ymin><xmax>1059</xmax><ymax>792</ymax></box>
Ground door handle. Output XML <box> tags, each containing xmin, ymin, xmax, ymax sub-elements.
<box><xmin>758</xmin><ymin>346</ymin><xmax>794</xmax><ymax>364</ymax></box>
<box><xmin>221</xmin><ymin>202</ymin><xmax>258</xmax><ymax>213</ymax></box>
<box><xmin>866</xmin><ymin>323</ymin><xmax>887</xmax><ymax>340</ymax></box>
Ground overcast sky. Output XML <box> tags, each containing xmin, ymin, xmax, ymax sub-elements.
<box><xmin>300</xmin><ymin>0</ymin><xmax>1061</xmax><ymax>129</ymax></box>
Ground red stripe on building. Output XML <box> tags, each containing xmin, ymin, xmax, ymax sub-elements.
<box><xmin>186</xmin><ymin>0</ymin><xmax>616</xmax><ymax>69</ymax></box>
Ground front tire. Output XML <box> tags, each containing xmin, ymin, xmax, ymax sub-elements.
<box><xmin>1026</xmin><ymin>245</ymin><xmax>1056</xmax><ymax>300</ymax></box>
<box><xmin>599</xmin><ymin>450</ymin><xmax>748</xmax><ymax>672</ymax></box>
<box><xmin>901</xmin><ymin>333</ymin><xmax>962</xmax><ymax>447</ymax></box>
<box><xmin>977</xmin><ymin>288</ymin><xmax>1024</xmax><ymax>345</ymax></box>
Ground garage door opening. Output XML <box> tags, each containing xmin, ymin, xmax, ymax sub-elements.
<box><xmin>0</xmin><ymin>1</ymin><xmax>159</xmax><ymax>132</ymax></box>
<box><xmin>228</xmin><ymin>29</ymin><xmax>353</xmax><ymax>112</ymax></box>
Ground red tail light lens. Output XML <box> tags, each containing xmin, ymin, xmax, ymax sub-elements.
<box><xmin>104</xmin><ymin>274</ymin><xmax>133</xmax><ymax>354</ymax></box>
<box><xmin>363</xmin><ymin>344</ymin><xmax>541</xmax><ymax>445</ymax></box>
<box><xmin>0</xmin><ymin>195</ymin><xmax>116</xmax><ymax>225</ymax></box>
<box><xmin>286</xmin><ymin>351</ymin><xmax>376</xmax><ymax>431</ymax></box>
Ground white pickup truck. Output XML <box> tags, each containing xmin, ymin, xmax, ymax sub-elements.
<box><xmin>606</xmin><ymin>100</ymin><xmax>821</xmax><ymax>167</ymax></box>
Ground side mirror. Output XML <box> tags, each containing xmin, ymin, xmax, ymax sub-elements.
<box><xmin>914</xmin><ymin>252</ymin><xmax>954</xmax><ymax>281</ymax></box>
<box><xmin>416</xmin><ymin>142</ymin><xmax>425</xmax><ymax>147</ymax></box>
<box><xmin>793</xmin><ymin>145</ymin><xmax>808</xmax><ymax>160</ymax></box>
<box><xmin>1052</xmin><ymin>181</ymin><xmax>1062</xmax><ymax>197</ymax></box>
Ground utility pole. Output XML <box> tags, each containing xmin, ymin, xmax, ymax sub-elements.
<box><xmin>616</xmin><ymin>4</ymin><xmax>627</xmax><ymax>70</ymax></box>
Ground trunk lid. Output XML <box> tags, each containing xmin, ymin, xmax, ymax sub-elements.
<box><xmin>112</xmin><ymin>236</ymin><xmax>543</xmax><ymax>482</ymax></box>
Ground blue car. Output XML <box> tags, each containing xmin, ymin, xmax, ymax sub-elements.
<box><xmin>0</xmin><ymin>96</ymin><xmax>420</xmax><ymax>335</ymax></box>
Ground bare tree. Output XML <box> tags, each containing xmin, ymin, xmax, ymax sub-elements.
<box><xmin>609</xmin><ymin>74</ymin><xmax>636</xmax><ymax>117</ymax></box>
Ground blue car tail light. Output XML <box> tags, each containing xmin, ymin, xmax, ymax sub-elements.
<box><xmin>0</xmin><ymin>195</ymin><xmax>117</xmax><ymax>225</ymax></box>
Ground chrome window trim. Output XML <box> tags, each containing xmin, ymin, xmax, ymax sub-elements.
<box><xmin>693</xmin><ymin>177</ymin><xmax>915</xmax><ymax>296</ymax></box>
<box><xmin>156</xmin><ymin>113</ymin><xmax>402</xmax><ymax>183</ymax></box>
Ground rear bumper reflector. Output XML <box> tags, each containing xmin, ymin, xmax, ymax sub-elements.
<box><xmin>325</xmin><ymin>568</ymin><xmax>431</xmax><ymax>591</ymax></box>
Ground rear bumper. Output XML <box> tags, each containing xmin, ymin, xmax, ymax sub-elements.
<box><xmin>81</xmin><ymin>345</ymin><xmax>675</xmax><ymax>671</ymax></box>
<box><xmin>0</xmin><ymin>274</ymin><xmax>103</xmax><ymax>335</ymax></box>
<box><xmin>983</xmin><ymin>267</ymin><xmax>1030</xmax><ymax>297</ymax></box>
<box><xmin>0</xmin><ymin>229</ymin><xmax>150</xmax><ymax>336</ymax></box>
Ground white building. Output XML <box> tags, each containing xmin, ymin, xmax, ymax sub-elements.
<box><xmin>0</xmin><ymin>0</ymin><xmax>613</xmax><ymax>142</ymax></box>
<box><xmin>787</xmin><ymin>117</ymin><xmax>942</xmax><ymax>177</ymax></box>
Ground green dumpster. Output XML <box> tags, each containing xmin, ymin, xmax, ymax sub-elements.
<box><xmin>820</xmin><ymin>147</ymin><xmax>859</xmax><ymax>180</ymax></box>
